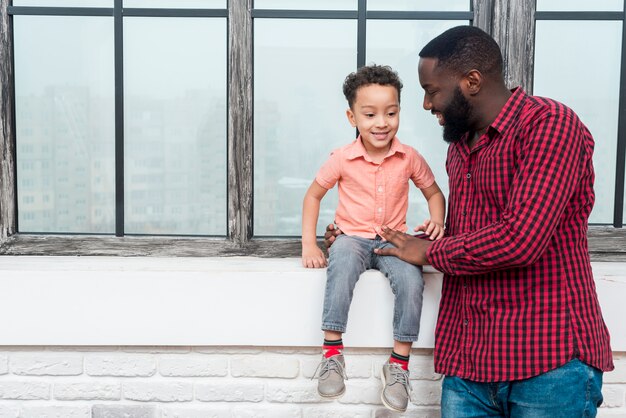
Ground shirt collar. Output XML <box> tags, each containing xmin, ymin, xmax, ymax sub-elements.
<box><xmin>453</xmin><ymin>87</ymin><xmax>527</xmax><ymax>158</ymax></box>
<box><xmin>345</xmin><ymin>135</ymin><xmax>405</xmax><ymax>161</ymax></box>
<box><xmin>489</xmin><ymin>86</ymin><xmax>527</xmax><ymax>135</ymax></box>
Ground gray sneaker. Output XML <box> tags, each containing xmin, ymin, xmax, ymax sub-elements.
<box><xmin>312</xmin><ymin>354</ymin><xmax>347</xmax><ymax>399</ymax></box>
<box><xmin>380</xmin><ymin>361</ymin><xmax>411</xmax><ymax>412</ymax></box>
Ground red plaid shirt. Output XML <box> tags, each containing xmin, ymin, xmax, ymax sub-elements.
<box><xmin>427</xmin><ymin>88</ymin><xmax>613</xmax><ymax>382</ymax></box>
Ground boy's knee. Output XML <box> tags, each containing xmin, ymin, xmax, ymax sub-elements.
<box><xmin>394</xmin><ymin>275</ymin><xmax>425</xmax><ymax>297</ymax></box>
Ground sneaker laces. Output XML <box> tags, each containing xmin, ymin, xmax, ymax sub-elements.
<box><xmin>387</xmin><ymin>362</ymin><xmax>413</xmax><ymax>400</ymax></box>
<box><xmin>311</xmin><ymin>356</ymin><xmax>348</xmax><ymax>381</ymax></box>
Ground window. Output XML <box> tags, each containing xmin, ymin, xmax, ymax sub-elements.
<box><xmin>14</xmin><ymin>15</ymin><xmax>115</xmax><ymax>233</ymax></box>
<box><xmin>252</xmin><ymin>4</ymin><xmax>472</xmax><ymax>237</ymax></box>
<box><xmin>534</xmin><ymin>2</ymin><xmax>625</xmax><ymax>226</ymax></box>
<box><xmin>1</xmin><ymin>0</ymin><xmax>624</xmax><ymax>257</ymax></box>
<box><xmin>123</xmin><ymin>17</ymin><xmax>227</xmax><ymax>235</ymax></box>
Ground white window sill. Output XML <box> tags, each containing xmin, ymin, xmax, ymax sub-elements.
<box><xmin>0</xmin><ymin>256</ymin><xmax>624</xmax><ymax>350</ymax></box>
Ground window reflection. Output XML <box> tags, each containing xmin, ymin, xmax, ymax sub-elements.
<box><xmin>124</xmin><ymin>17</ymin><xmax>227</xmax><ymax>235</ymax></box>
<box><xmin>14</xmin><ymin>16</ymin><xmax>115</xmax><ymax>233</ymax></box>
<box><xmin>254</xmin><ymin>1</ymin><xmax>356</xmax><ymax>10</ymax></box>
<box><xmin>366</xmin><ymin>20</ymin><xmax>466</xmax><ymax>230</ymax></box>
<box><xmin>254</xmin><ymin>19</ymin><xmax>357</xmax><ymax>236</ymax></box>
<box><xmin>367</xmin><ymin>0</ymin><xmax>470</xmax><ymax>11</ymax></box>
<box><xmin>536</xmin><ymin>0</ymin><xmax>623</xmax><ymax>12</ymax></box>
<box><xmin>534</xmin><ymin>20</ymin><xmax>621</xmax><ymax>224</ymax></box>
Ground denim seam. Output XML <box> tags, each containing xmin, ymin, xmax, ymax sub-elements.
<box><xmin>393</xmin><ymin>334</ymin><xmax>419</xmax><ymax>342</ymax></box>
<box><xmin>322</xmin><ymin>323</ymin><xmax>347</xmax><ymax>333</ymax></box>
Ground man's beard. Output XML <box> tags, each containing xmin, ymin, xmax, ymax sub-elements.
<box><xmin>442</xmin><ymin>86</ymin><xmax>472</xmax><ymax>144</ymax></box>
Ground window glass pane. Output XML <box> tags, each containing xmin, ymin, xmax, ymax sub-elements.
<box><xmin>124</xmin><ymin>0</ymin><xmax>225</xmax><ymax>8</ymax></box>
<box><xmin>534</xmin><ymin>20</ymin><xmax>621</xmax><ymax>224</ymax></box>
<box><xmin>368</xmin><ymin>0</ymin><xmax>470</xmax><ymax>11</ymax></box>
<box><xmin>14</xmin><ymin>16</ymin><xmax>115</xmax><ymax>233</ymax></box>
<box><xmin>124</xmin><ymin>18</ymin><xmax>227</xmax><ymax>235</ymax></box>
<box><xmin>254</xmin><ymin>19</ymin><xmax>357</xmax><ymax>236</ymax></box>
<box><xmin>13</xmin><ymin>0</ymin><xmax>111</xmax><ymax>6</ymax></box>
<box><xmin>536</xmin><ymin>0</ymin><xmax>622</xmax><ymax>12</ymax></box>
<box><xmin>254</xmin><ymin>1</ymin><xmax>356</xmax><ymax>10</ymax></box>
<box><xmin>367</xmin><ymin>20</ymin><xmax>467</xmax><ymax>230</ymax></box>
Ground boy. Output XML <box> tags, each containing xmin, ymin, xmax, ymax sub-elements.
<box><xmin>301</xmin><ymin>64</ymin><xmax>445</xmax><ymax>413</ymax></box>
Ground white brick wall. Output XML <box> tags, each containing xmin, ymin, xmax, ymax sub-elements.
<box><xmin>0</xmin><ymin>348</ymin><xmax>623</xmax><ymax>417</ymax></box>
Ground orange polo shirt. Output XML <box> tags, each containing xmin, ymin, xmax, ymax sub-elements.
<box><xmin>315</xmin><ymin>136</ymin><xmax>435</xmax><ymax>239</ymax></box>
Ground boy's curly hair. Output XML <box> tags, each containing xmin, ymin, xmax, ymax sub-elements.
<box><xmin>342</xmin><ymin>64</ymin><xmax>403</xmax><ymax>109</ymax></box>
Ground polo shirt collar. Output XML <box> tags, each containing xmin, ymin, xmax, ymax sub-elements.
<box><xmin>345</xmin><ymin>135</ymin><xmax>405</xmax><ymax>161</ymax></box>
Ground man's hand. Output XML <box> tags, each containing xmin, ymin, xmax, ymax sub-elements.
<box><xmin>323</xmin><ymin>224</ymin><xmax>343</xmax><ymax>249</ymax></box>
<box><xmin>374</xmin><ymin>225</ymin><xmax>432</xmax><ymax>265</ymax></box>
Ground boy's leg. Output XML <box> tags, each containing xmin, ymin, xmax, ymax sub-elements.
<box><xmin>375</xmin><ymin>240</ymin><xmax>424</xmax><ymax>344</ymax></box>
<box><xmin>375</xmin><ymin>239</ymin><xmax>425</xmax><ymax>413</ymax></box>
<box><xmin>316</xmin><ymin>235</ymin><xmax>370</xmax><ymax>399</ymax></box>
<box><xmin>322</xmin><ymin>331</ymin><xmax>343</xmax><ymax>358</ymax></box>
<box><xmin>393</xmin><ymin>341</ymin><xmax>412</xmax><ymax>358</ymax></box>
<box><xmin>321</xmin><ymin>234</ymin><xmax>371</xmax><ymax>335</ymax></box>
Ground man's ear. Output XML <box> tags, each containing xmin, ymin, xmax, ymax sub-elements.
<box><xmin>463</xmin><ymin>69</ymin><xmax>483</xmax><ymax>96</ymax></box>
<box><xmin>346</xmin><ymin>108</ymin><xmax>357</xmax><ymax>127</ymax></box>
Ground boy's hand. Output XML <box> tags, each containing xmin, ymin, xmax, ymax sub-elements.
<box><xmin>414</xmin><ymin>219</ymin><xmax>445</xmax><ymax>240</ymax></box>
<box><xmin>302</xmin><ymin>245</ymin><xmax>328</xmax><ymax>268</ymax></box>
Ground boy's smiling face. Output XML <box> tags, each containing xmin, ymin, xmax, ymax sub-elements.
<box><xmin>346</xmin><ymin>83</ymin><xmax>400</xmax><ymax>158</ymax></box>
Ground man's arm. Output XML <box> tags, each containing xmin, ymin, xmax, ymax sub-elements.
<box><xmin>428</xmin><ymin>113</ymin><xmax>588</xmax><ymax>275</ymax></box>
<box><xmin>379</xmin><ymin>112</ymin><xmax>589</xmax><ymax>275</ymax></box>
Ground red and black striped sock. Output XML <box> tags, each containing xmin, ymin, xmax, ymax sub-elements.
<box><xmin>389</xmin><ymin>351</ymin><xmax>410</xmax><ymax>370</ymax></box>
<box><xmin>323</xmin><ymin>338</ymin><xmax>344</xmax><ymax>358</ymax></box>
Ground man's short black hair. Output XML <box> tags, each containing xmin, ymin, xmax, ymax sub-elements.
<box><xmin>419</xmin><ymin>25</ymin><xmax>503</xmax><ymax>78</ymax></box>
<box><xmin>343</xmin><ymin>64</ymin><xmax>403</xmax><ymax>109</ymax></box>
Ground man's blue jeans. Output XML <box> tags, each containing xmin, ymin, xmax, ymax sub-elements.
<box><xmin>441</xmin><ymin>359</ymin><xmax>604</xmax><ymax>417</ymax></box>
<box><xmin>321</xmin><ymin>234</ymin><xmax>425</xmax><ymax>342</ymax></box>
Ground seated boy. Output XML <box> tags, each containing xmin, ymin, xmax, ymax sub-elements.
<box><xmin>301</xmin><ymin>64</ymin><xmax>445</xmax><ymax>413</ymax></box>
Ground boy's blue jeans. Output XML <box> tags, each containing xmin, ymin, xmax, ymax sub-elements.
<box><xmin>321</xmin><ymin>234</ymin><xmax>425</xmax><ymax>342</ymax></box>
<box><xmin>441</xmin><ymin>359</ymin><xmax>604</xmax><ymax>417</ymax></box>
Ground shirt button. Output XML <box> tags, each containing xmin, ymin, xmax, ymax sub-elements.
<box><xmin>463</xmin><ymin>319</ymin><xmax>469</xmax><ymax>326</ymax></box>
<box><xmin>378</xmin><ymin>186</ymin><xmax>383</xmax><ymax>193</ymax></box>
<box><xmin>466</xmin><ymin>173</ymin><xmax>471</xmax><ymax>179</ymax></box>
<box><xmin>377</xmin><ymin>207</ymin><xmax>382</xmax><ymax>213</ymax></box>
<box><xmin>462</xmin><ymin>210</ymin><xmax>467</xmax><ymax>216</ymax></box>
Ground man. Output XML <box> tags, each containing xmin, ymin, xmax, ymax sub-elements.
<box><xmin>326</xmin><ymin>26</ymin><xmax>613</xmax><ymax>417</ymax></box>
